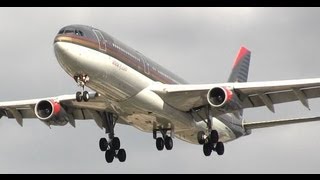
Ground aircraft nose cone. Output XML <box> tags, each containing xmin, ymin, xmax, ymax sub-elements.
<box><xmin>54</xmin><ymin>42</ymin><xmax>66</xmax><ymax>59</ymax></box>
<box><xmin>54</xmin><ymin>41</ymin><xmax>81</xmax><ymax>75</ymax></box>
<box><xmin>54</xmin><ymin>42</ymin><xmax>76</xmax><ymax>65</ymax></box>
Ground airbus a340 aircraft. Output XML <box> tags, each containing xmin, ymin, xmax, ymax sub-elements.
<box><xmin>2</xmin><ymin>24</ymin><xmax>320</xmax><ymax>163</ymax></box>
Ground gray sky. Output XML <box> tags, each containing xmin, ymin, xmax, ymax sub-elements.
<box><xmin>0</xmin><ymin>7</ymin><xmax>320</xmax><ymax>174</ymax></box>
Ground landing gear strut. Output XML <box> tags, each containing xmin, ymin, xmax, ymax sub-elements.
<box><xmin>153</xmin><ymin>128</ymin><xmax>173</xmax><ymax>151</ymax></box>
<box><xmin>74</xmin><ymin>74</ymin><xmax>90</xmax><ymax>102</ymax></box>
<box><xmin>99</xmin><ymin>112</ymin><xmax>126</xmax><ymax>163</ymax></box>
<box><xmin>197</xmin><ymin>106</ymin><xmax>225</xmax><ymax>156</ymax></box>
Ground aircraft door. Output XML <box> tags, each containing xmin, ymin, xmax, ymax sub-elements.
<box><xmin>141</xmin><ymin>57</ymin><xmax>150</xmax><ymax>75</ymax></box>
<box><xmin>92</xmin><ymin>29</ymin><xmax>107</xmax><ymax>52</ymax></box>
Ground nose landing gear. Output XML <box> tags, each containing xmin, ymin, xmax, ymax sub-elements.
<box><xmin>74</xmin><ymin>74</ymin><xmax>90</xmax><ymax>102</ymax></box>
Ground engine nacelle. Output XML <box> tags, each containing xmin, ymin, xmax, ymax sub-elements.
<box><xmin>34</xmin><ymin>100</ymin><xmax>68</xmax><ymax>126</ymax></box>
<box><xmin>207</xmin><ymin>87</ymin><xmax>242</xmax><ymax>112</ymax></box>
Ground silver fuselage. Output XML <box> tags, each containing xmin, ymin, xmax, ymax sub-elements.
<box><xmin>53</xmin><ymin>25</ymin><xmax>246</xmax><ymax>144</ymax></box>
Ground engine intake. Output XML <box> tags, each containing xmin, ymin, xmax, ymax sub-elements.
<box><xmin>207</xmin><ymin>87</ymin><xmax>233</xmax><ymax>107</ymax></box>
<box><xmin>207</xmin><ymin>86</ymin><xmax>242</xmax><ymax>113</ymax></box>
<box><xmin>35</xmin><ymin>100</ymin><xmax>61</xmax><ymax>121</ymax></box>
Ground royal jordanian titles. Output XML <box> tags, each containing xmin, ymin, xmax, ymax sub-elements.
<box><xmin>1</xmin><ymin>24</ymin><xmax>320</xmax><ymax>163</ymax></box>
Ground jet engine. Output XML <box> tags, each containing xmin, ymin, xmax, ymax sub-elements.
<box><xmin>34</xmin><ymin>100</ymin><xmax>68</xmax><ymax>126</ymax></box>
<box><xmin>207</xmin><ymin>87</ymin><xmax>242</xmax><ymax>112</ymax></box>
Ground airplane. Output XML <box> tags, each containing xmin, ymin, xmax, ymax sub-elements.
<box><xmin>1</xmin><ymin>24</ymin><xmax>320</xmax><ymax>163</ymax></box>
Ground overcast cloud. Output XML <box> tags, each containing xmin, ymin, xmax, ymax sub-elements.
<box><xmin>0</xmin><ymin>7</ymin><xmax>320</xmax><ymax>173</ymax></box>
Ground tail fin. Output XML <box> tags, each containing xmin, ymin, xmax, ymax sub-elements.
<box><xmin>228</xmin><ymin>46</ymin><xmax>251</xmax><ymax>83</ymax></box>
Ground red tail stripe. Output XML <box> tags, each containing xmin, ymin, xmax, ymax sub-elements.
<box><xmin>232</xmin><ymin>46</ymin><xmax>250</xmax><ymax>69</ymax></box>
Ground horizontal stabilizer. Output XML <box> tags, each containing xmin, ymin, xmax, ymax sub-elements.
<box><xmin>243</xmin><ymin>116</ymin><xmax>320</xmax><ymax>130</ymax></box>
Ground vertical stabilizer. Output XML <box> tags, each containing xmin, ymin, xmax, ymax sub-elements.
<box><xmin>228</xmin><ymin>46</ymin><xmax>251</xmax><ymax>83</ymax></box>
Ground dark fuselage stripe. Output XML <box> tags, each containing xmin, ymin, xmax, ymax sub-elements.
<box><xmin>54</xmin><ymin>35</ymin><xmax>178</xmax><ymax>84</ymax></box>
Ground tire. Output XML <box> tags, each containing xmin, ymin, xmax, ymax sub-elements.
<box><xmin>76</xmin><ymin>91</ymin><xmax>82</xmax><ymax>102</ymax></box>
<box><xmin>105</xmin><ymin>149</ymin><xmax>115</xmax><ymax>163</ymax></box>
<box><xmin>216</xmin><ymin>142</ymin><xmax>224</xmax><ymax>156</ymax></box>
<box><xmin>210</xmin><ymin>130</ymin><xmax>219</xmax><ymax>143</ymax></box>
<box><xmin>203</xmin><ymin>143</ymin><xmax>212</xmax><ymax>156</ymax></box>
<box><xmin>117</xmin><ymin>149</ymin><xmax>126</xmax><ymax>162</ymax></box>
<box><xmin>111</xmin><ymin>137</ymin><xmax>121</xmax><ymax>150</ymax></box>
<box><xmin>197</xmin><ymin>131</ymin><xmax>206</xmax><ymax>145</ymax></box>
<box><xmin>83</xmin><ymin>91</ymin><xmax>90</xmax><ymax>102</ymax></box>
<box><xmin>99</xmin><ymin>138</ymin><xmax>108</xmax><ymax>151</ymax></box>
<box><xmin>156</xmin><ymin>137</ymin><xmax>164</xmax><ymax>151</ymax></box>
<box><xmin>164</xmin><ymin>136</ymin><xmax>173</xmax><ymax>150</ymax></box>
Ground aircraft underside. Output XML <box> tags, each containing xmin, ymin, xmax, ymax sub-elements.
<box><xmin>54</xmin><ymin>41</ymin><xmax>237</xmax><ymax>163</ymax></box>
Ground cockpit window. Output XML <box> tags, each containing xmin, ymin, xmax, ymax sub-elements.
<box><xmin>58</xmin><ymin>28</ymin><xmax>65</xmax><ymax>34</ymax></box>
<box><xmin>57</xmin><ymin>26</ymin><xmax>89</xmax><ymax>38</ymax></box>
<box><xmin>75</xmin><ymin>30</ymin><xmax>84</xmax><ymax>36</ymax></box>
<box><xmin>58</xmin><ymin>27</ymin><xmax>84</xmax><ymax>37</ymax></box>
<box><xmin>64</xmin><ymin>29</ymin><xmax>74</xmax><ymax>34</ymax></box>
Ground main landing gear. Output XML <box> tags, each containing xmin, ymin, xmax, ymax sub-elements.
<box><xmin>99</xmin><ymin>112</ymin><xmax>126</xmax><ymax>163</ymax></box>
<box><xmin>198</xmin><ymin>130</ymin><xmax>224</xmax><ymax>156</ymax></box>
<box><xmin>153</xmin><ymin>128</ymin><xmax>173</xmax><ymax>151</ymax></box>
<box><xmin>74</xmin><ymin>74</ymin><xmax>90</xmax><ymax>102</ymax></box>
<box><xmin>197</xmin><ymin>107</ymin><xmax>225</xmax><ymax>156</ymax></box>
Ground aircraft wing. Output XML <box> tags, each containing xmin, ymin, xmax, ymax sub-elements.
<box><xmin>151</xmin><ymin>78</ymin><xmax>320</xmax><ymax>112</ymax></box>
<box><xmin>243</xmin><ymin>116</ymin><xmax>320</xmax><ymax>130</ymax></box>
<box><xmin>0</xmin><ymin>92</ymin><xmax>127</xmax><ymax>128</ymax></box>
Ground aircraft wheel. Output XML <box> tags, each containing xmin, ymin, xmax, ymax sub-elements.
<box><xmin>164</xmin><ymin>136</ymin><xmax>173</xmax><ymax>150</ymax></box>
<box><xmin>216</xmin><ymin>142</ymin><xmax>224</xmax><ymax>155</ymax></box>
<box><xmin>99</xmin><ymin>138</ymin><xmax>108</xmax><ymax>151</ymax></box>
<box><xmin>117</xmin><ymin>149</ymin><xmax>126</xmax><ymax>162</ymax></box>
<box><xmin>210</xmin><ymin>130</ymin><xmax>219</xmax><ymax>143</ymax></box>
<box><xmin>105</xmin><ymin>149</ymin><xmax>115</xmax><ymax>163</ymax></box>
<box><xmin>76</xmin><ymin>91</ymin><xmax>82</xmax><ymax>102</ymax></box>
<box><xmin>197</xmin><ymin>131</ymin><xmax>206</xmax><ymax>145</ymax></box>
<box><xmin>156</xmin><ymin>137</ymin><xmax>164</xmax><ymax>151</ymax></box>
<box><xmin>83</xmin><ymin>91</ymin><xmax>90</xmax><ymax>102</ymax></box>
<box><xmin>111</xmin><ymin>137</ymin><xmax>121</xmax><ymax>150</ymax></box>
<box><xmin>203</xmin><ymin>143</ymin><xmax>212</xmax><ymax>156</ymax></box>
